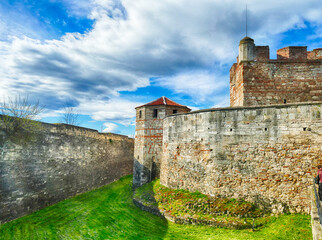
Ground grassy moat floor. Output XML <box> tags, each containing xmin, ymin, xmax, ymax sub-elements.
<box><xmin>0</xmin><ymin>175</ymin><xmax>312</xmax><ymax>240</ymax></box>
<box><xmin>134</xmin><ymin>179</ymin><xmax>272</xmax><ymax>229</ymax></box>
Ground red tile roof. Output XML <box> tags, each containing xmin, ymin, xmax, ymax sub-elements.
<box><xmin>136</xmin><ymin>96</ymin><xmax>188</xmax><ymax>108</ymax></box>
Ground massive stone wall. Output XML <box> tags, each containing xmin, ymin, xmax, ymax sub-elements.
<box><xmin>160</xmin><ymin>102</ymin><xmax>322</xmax><ymax>213</ymax></box>
<box><xmin>230</xmin><ymin>61</ymin><xmax>322</xmax><ymax>107</ymax></box>
<box><xmin>0</xmin><ymin>122</ymin><xmax>134</xmax><ymax>224</ymax></box>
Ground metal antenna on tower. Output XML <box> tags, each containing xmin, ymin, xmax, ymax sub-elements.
<box><xmin>246</xmin><ymin>4</ymin><xmax>248</xmax><ymax>36</ymax></box>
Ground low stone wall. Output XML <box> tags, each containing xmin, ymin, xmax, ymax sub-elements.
<box><xmin>133</xmin><ymin>194</ymin><xmax>253</xmax><ymax>229</ymax></box>
<box><xmin>310</xmin><ymin>184</ymin><xmax>322</xmax><ymax>240</ymax></box>
<box><xmin>0</xmin><ymin>122</ymin><xmax>134</xmax><ymax>224</ymax></box>
<box><xmin>160</xmin><ymin>102</ymin><xmax>322</xmax><ymax>213</ymax></box>
<box><xmin>132</xmin><ymin>198</ymin><xmax>162</xmax><ymax>217</ymax></box>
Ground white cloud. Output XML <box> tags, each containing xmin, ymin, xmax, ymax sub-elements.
<box><xmin>75</xmin><ymin>98</ymin><xmax>142</xmax><ymax>126</ymax></box>
<box><xmin>60</xmin><ymin>0</ymin><xmax>95</xmax><ymax>18</ymax></box>
<box><xmin>38</xmin><ymin>110</ymin><xmax>61</xmax><ymax>119</ymax></box>
<box><xmin>305</xmin><ymin>9</ymin><xmax>322</xmax><ymax>23</ymax></box>
<box><xmin>187</xmin><ymin>106</ymin><xmax>200</xmax><ymax>112</ymax></box>
<box><xmin>0</xmin><ymin>0</ymin><xmax>321</xmax><ymax>125</ymax></box>
<box><xmin>156</xmin><ymin>71</ymin><xmax>229</xmax><ymax>102</ymax></box>
<box><xmin>212</xmin><ymin>95</ymin><xmax>230</xmax><ymax>108</ymax></box>
<box><xmin>102</xmin><ymin>122</ymin><xmax>118</xmax><ymax>133</ymax></box>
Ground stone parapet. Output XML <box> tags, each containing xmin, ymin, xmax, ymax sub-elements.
<box><xmin>311</xmin><ymin>185</ymin><xmax>322</xmax><ymax>240</ymax></box>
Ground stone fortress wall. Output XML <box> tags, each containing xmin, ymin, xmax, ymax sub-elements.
<box><xmin>0</xmin><ymin>121</ymin><xmax>134</xmax><ymax>224</ymax></box>
<box><xmin>160</xmin><ymin>102</ymin><xmax>322</xmax><ymax>213</ymax></box>
<box><xmin>134</xmin><ymin>37</ymin><xmax>322</xmax><ymax>213</ymax></box>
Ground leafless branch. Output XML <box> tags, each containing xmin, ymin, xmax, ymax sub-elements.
<box><xmin>60</xmin><ymin>106</ymin><xmax>81</xmax><ymax>126</ymax></box>
<box><xmin>0</xmin><ymin>96</ymin><xmax>43</xmax><ymax>134</ymax></box>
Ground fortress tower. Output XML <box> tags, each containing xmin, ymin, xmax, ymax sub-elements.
<box><xmin>132</xmin><ymin>37</ymin><xmax>322</xmax><ymax>215</ymax></box>
<box><xmin>133</xmin><ymin>97</ymin><xmax>190</xmax><ymax>188</ymax></box>
<box><xmin>230</xmin><ymin>37</ymin><xmax>322</xmax><ymax>106</ymax></box>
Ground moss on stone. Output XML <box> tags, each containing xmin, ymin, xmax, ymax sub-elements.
<box><xmin>134</xmin><ymin>179</ymin><xmax>272</xmax><ymax>229</ymax></box>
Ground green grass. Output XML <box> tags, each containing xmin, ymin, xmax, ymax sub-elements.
<box><xmin>134</xmin><ymin>179</ymin><xmax>269</xmax><ymax>229</ymax></box>
<box><xmin>0</xmin><ymin>175</ymin><xmax>312</xmax><ymax>239</ymax></box>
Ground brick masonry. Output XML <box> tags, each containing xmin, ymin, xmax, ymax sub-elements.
<box><xmin>160</xmin><ymin>102</ymin><xmax>322</xmax><ymax>213</ymax></box>
<box><xmin>133</xmin><ymin>103</ymin><xmax>190</xmax><ymax>189</ymax></box>
<box><xmin>231</xmin><ymin>46</ymin><xmax>322</xmax><ymax>107</ymax></box>
<box><xmin>0</xmin><ymin>122</ymin><xmax>134</xmax><ymax>224</ymax></box>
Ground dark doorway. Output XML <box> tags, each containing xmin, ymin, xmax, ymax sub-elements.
<box><xmin>150</xmin><ymin>156</ymin><xmax>158</xmax><ymax>181</ymax></box>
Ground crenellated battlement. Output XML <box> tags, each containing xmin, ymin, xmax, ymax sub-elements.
<box><xmin>277</xmin><ymin>46</ymin><xmax>307</xmax><ymax>61</ymax></box>
<box><xmin>254</xmin><ymin>46</ymin><xmax>270</xmax><ymax>61</ymax></box>
<box><xmin>238</xmin><ymin>36</ymin><xmax>322</xmax><ymax>63</ymax></box>
<box><xmin>232</xmin><ymin>38</ymin><xmax>322</xmax><ymax>107</ymax></box>
<box><xmin>308</xmin><ymin>48</ymin><xmax>322</xmax><ymax>60</ymax></box>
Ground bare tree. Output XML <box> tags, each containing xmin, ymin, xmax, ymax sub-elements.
<box><xmin>0</xmin><ymin>96</ymin><xmax>44</xmax><ymax>159</ymax></box>
<box><xmin>0</xmin><ymin>96</ymin><xmax>43</xmax><ymax>134</ymax></box>
<box><xmin>60</xmin><ymin>106</ymin><xmax>81</xmax><ymax>126</ymax></box>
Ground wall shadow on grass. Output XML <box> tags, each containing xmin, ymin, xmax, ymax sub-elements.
<box><xmin>0</xmin><ymin>175</ymin><xmax>169</xmax><ymax>240</ymax></box>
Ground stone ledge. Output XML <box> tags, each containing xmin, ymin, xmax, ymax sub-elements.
<box><xmin>0</xmin><ymin>114</ymin><xmax>133</xmax><ymax>140</ymax></box>
<box><xmin>132</xmin><ymin>198</ymin><xmax>162</xmax><ymax>217</ymax></box>
<box><xmin>310</xmin><ymin>186</ymin><xmax>322</xmax><ymax>240</ymax></box>
<box><xmin>165</xmin><ymin>101</ymin><xmax>322</xmax><ymax>118</ymax></box>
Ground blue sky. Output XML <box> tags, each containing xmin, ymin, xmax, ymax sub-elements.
<box><xmin>0</xmin><ymin>0</ymin><xmax>321</xmax><ymax>136</ymax></box>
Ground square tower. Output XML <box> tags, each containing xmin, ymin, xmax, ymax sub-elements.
<box><xmin>133</xmin><ymin>97</ymin><xmax>190</xmax><ymax>188</ymax></box>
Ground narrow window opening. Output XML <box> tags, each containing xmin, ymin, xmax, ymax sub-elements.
<box><xmin>137</xmin><ymin>155</ymin><xmax>139</xmax><ymax>160</ymax></box>
<box><xmin>139</xmin><ymin>110</ymin><xmax>142</xmax><ymax>119</ymax></box>
<box><xmin>173</xmin><ymin>109</ymin><xmax>178</xmax><ymax>114</ymax></box>
<box><xmin>230</xmin><ymin>128</ymin><xmax>233</xmax><ymax>132</ymax></box>
<box><xmin>153</xmin><ymin>109</ymin><xmax>158</xmax><ymax>118</ymax></box>
<box><xmin>283</xmin><ymin>99</ymin><xmax>287</xmax><ymax>104</ymax></box>
<box><xmin>265</xmin><ymin>128</ymin><xmax>268</xmax><ymax>131</ymax></box>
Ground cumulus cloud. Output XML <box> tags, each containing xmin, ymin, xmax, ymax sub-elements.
<box><xmin>155</xmin><ymin>71</ymin><xmax>229</xmax><ymax>102</ymax></box>
<box><xmin>74</xmin><ymin>98</ymin><xmax>142</xmax><ymax>126</ymax></box>
<box><xmin>102</xmin><ymin>122</ymin><xmax>118</xmax><ymax>133</ymax></box>
<box><xmin>0</xmin><ymin>0</ymin><xmax>321</xmax><ymax>126</ymax></box>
